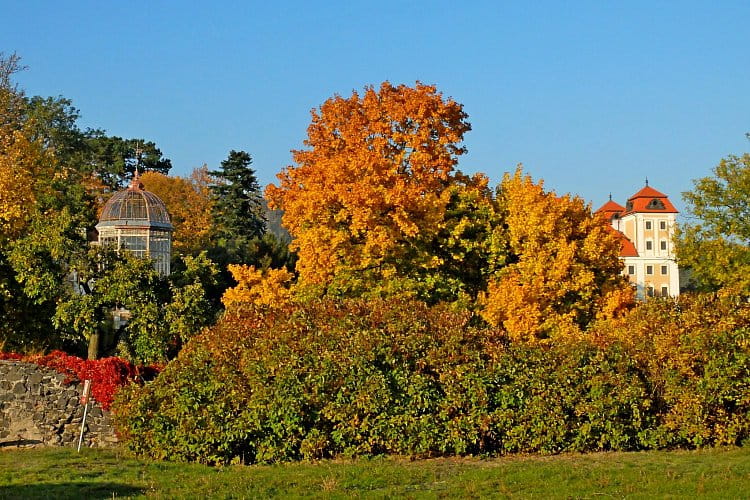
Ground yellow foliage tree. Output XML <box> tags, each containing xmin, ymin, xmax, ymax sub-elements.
<box><xmin>140</xmin><ymin>166</ymin><xmax>215</xmax><ymax>256</ymax></box>
<box><xmin>479</xmin><ymin>168</ymin><xmax>632</xmax><ymax>342</ymax></box>
<box><xmin>266</xmin><ymin>82</ymin><xmax>471</xmax><ymax>293</ymax></box>
<box><xmin>221</xmin><ymin>264</ymin><xmax>294</xmax><ymax>312</ymax></box>
<box><xmin>0</xmin><ymin>86</ymin><xmax>57</xmax><ymax>241</ymax></box>
<box><xmin>0</xmin><ymin>131</ymin><xmax>39</xmax><ymax>239</ymax></box>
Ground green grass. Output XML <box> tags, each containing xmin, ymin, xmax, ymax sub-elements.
<box><xmin>0</xmin><ymin>446</ymin><xmax>749</xmax><ymax>498</ymax></box>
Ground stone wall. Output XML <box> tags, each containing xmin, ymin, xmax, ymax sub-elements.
<box><xmin>0</xmin><ymin>360</ymin><xmax>117</xmax><ymax>448</ymax></box>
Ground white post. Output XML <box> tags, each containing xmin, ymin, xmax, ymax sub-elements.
<box><xmin>77</xmin><ymin>379</ymin><xmax>92</xmax><ymax>452</ymax></box>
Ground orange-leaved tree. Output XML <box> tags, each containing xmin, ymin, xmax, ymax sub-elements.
<box><xmin>479</xmin><ymin>168</ymin><xmax>633</xmax><ymax>342</ymax></box>
<box><xmin>266</xmin><ymin>82</ymin><xmax>471</xmax><ymax>298</ymax></box>
<box><xmin>221</xmin><ymin>264</ymin><xmax>294</xmax><ymax>312</ymax></box>
<box><xmin>140</xmin><ymin>166</ymin><xmax>215</xmax><ymax>257</ymax></box>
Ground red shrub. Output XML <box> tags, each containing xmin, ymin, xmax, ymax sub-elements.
<box><xmin>1</xmin><ymin>350</ymin><xmax>159</xmax><ymax>410</ymax></box>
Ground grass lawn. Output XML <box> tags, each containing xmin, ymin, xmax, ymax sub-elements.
<box><xmin>0</xmin><ymin>446</ymin><xmax>748</xmax><ymax>498</ymax></box>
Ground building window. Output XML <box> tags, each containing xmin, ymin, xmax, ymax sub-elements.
<box><xmin>646</xmin><ymin>240</ymin><xmax>653</xmax><ymax>250</ymax></box>
<box><xmin>647</xmin><ymin>199</ymin><xmax>665</xmax><ymax>210</ymax></box>
<box><xmin>660</xmin><ymin>221</ymin><xmax>667</xmax><ymax>230</ymax></box>
<box><xmin>646</xmin><ymin>265</ymin><xmax>653</xmax><ymax>275</ymax></box>
<box><xmin>645</xmin><ymin>221</ymin><xmax>652</xmax><ymax>230</ymax></box>
<box><xmin>628</xmin><ymin>265</ymin><xmax>635</xmax><ymax>275</ymax></box>
<box><xmin>661</xmin><ymin>265</ymin><xmax>668</xmax><ymax>275</ymax></box>
<box><xmin>647</xmin><ymin>286</ymin><xmax>655</xmax><ymax>297</ymax></box>
<box><xmin>661</xmin><ymin>285</ymin><xmax>669</xmax><ymax>297</ymax></box>
<box><xmin>660</xmin><ymin>240</ymin><xmax>667</xmax><ymax>251</ymax></box>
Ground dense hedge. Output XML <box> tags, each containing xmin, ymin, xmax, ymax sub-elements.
<box><xmin>591</xmin><ymin>294</ymin><xmax>750</xmax><ymax>448</ymax></box>
<box><xmin>112</xmin><ymin>295</ymin><xmax>750</xmax><ymax>465</ymax></box>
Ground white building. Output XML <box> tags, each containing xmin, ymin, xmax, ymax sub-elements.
<box><xmin>596</xmin><ymin>185</ymin><xmax>679</xmax><ymax>299</ymax></box>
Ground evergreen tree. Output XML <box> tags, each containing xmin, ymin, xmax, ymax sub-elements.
<box><xmin>209</xmin><ymin>150</ymin><xmax>266</xmax><ymax>256</ymax></box>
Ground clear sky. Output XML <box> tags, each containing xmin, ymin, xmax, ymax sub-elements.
<box><xmin>3</xmin><ymin>0</ymin><xmax>749</xmax><ymax>214</ymax></box>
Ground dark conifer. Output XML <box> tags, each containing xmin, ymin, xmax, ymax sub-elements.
<box><xmin>209</xmin><ymin>150</ymin><xmax>266</xmax><ymax>257</ymax></box>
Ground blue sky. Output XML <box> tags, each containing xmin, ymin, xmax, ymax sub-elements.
<box><xmin>3</xmin><ymin>1</ymin><xmax>749</xmax><ymax>214</ymax></box>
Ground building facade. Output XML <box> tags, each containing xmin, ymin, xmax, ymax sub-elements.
<box><xmin>596</xmin><ymin>185</ymin><xmax>679</xmax><ymax>299</ymax></box>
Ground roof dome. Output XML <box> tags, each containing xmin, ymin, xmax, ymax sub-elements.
<box><xmin>97</xmin><ymin>173</ymin><xmax>173</xmax><ymax>230</ymax></box>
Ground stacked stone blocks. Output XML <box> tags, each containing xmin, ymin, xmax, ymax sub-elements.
<box><xmin>0</xmin><ymin>360</ymin><xmax>117</xmax><ymax>448</ymax></box>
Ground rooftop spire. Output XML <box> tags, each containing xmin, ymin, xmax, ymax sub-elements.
<box><xmin>129</xmin><ymin>142</ymin><xmax>145</xmax><ymax>190</ymax></box>
<box><xmin>134</xmin><ymin>142</ymin><xmax>143</xmax><ymax>176</ymax></box>
<box><xmin>129</xmin><ymin>168</ymin><xmax>144</xmax><ymax>191</ymax></box>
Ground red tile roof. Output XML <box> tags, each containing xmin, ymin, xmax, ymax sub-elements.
<box><xmin>597</xmin><ymin>226</ymin><xmax>638</xmax><ymax>257</ymax></box>
<box><xmin>603</xmin><ymin>225</ymin><xmax>639</xmax><ymax>257</ymax></box>
<box><xmin>617</xmin><ymin>231</ymin><xmax>639</xmax><ymax>257</ymax></box>
<box><xmin>595</xmin><ymin>199</ymin><xmax>626</xmax><ymax>218</ymax></box>
<box><xmin>624</xmin><ymin>185</ymin><xmax>678</xmax><ymax>214</ymax></box>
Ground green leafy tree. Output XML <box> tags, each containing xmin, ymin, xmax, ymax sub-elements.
<box><xmin>17</xmin><ymin>235</ymin><xmax>220</xmax><ymax>363</ymax></box>
<box><xmin>245</xmin><ymin>232</ymin><xmax>297</xmax><ymax>272</ymax></box>
<box><xmin>24</xmin><ymin>96</ymin><xmax>88</xmax><ymax>162</ymax></box>
<box><xmin>0</xmin><ymin>56</ymin><xmax>85</xmax><ymax>352</ymax></box>
<box><xmin>53</xmin><ymin>250</ymin><xmax>168</xmax><ymax>361</ymax></box>
<box><xmin>7</xmin><ymin>208</ymin><xmax>106</xmax><ymax>356</ymax></box>
<box><xmin>18</xmin><ymin>95</ymin><xmax>172</xmax><ymax>197</ymax></box>
<box><xmin>86</xmin><ymin>135</ymin><xmax>172</xmax><ymax>191</ymax></box>
<box><xmin>0</xmin><ymin>53</ymin><xmax>210</xmax><ymax>358</ymax></box>
<box><xmin>165</xmin><ymin>252</ymin><xmax>221</xmax><ymax>346</ymax></box>
<box><xmin>677</xmin><ymin>152</ymin><xmax>750</xmax><ymax>294</ymax></box>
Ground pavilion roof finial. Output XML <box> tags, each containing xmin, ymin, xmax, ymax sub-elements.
<box><xmin>129</xmin><ymin>142</ymin><xmax>145</xmax><ymax>190</ymax></box>
<box><xmin>134</xmin><ymin>142</ymin><xmax>144</xmax><ymax>175</ymax></box>
<box><xmin>645</xmin><ymin>177</ymin><xmax>649</xmax><ymax>187</ymax></box>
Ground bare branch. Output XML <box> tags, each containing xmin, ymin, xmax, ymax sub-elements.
<box><xmin>0</xmin><ymin>51</ymin><xmax>28</xmax><ymax>90</ymax></box>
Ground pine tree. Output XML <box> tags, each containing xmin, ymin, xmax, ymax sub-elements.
<box><xmin>209</xmin><ymin>150</ymin><xmax>266</xmax><ymax>259</ymax></box>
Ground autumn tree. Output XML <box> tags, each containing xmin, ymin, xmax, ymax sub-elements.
<box><xmin>478</xmin><ymin>168</ymin><xmax>632</xmax><ymax>342</ymax></box>
<box><xmin>676</xmin><ymin>152</ymin><xmax>750</xmax><ymax>295</ymax></box>
<box><xmin>221</xmin><ymin>265</ymin><xmax>294</xmax><ymax>312</ymax></box>
<box><xmin>0</xmin><ymin>127</ymin><xmax>47</xmax><ymax>240</ymax></box>
<box><xmin>0</xmin><ymin>56</ymin><xmax>75</xmax><ymax>351</ymax></box>
<box><xmin>266</xmin><ymin>82</ymin><xmax>471</xmax><ymax>297</ymax></box>
<box><xmin>140</xmin><ymin>166</ymin><xmax>215</xmax><ymax>257</ymax></box>
<box><xmin>0</xmin><ymin>55</ymin><xmax>53</xmax><ymax>241</ymax></box>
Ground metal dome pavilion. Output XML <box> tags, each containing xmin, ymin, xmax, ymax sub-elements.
<box><xmin>96</xmin><ymin>172</ymin><xmax>174</xmax><ymax>275</ymax></box>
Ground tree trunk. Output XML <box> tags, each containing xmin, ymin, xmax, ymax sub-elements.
<box><xmin>87</xmin><ymin>331</ymin><xmax>100</xmax><ymax>360</ymax></box>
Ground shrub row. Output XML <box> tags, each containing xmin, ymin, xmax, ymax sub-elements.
<box><xmin>113</xmin><ymin>295</ymin><xmax>750</xmax><ymax>465</ymax></box>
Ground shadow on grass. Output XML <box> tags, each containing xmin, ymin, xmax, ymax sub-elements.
<box><xmin>0</xmin><ymin>482</ymin><xmax>144</xmax><ymax>499</ymax></box>
<box><xmin>0</xmin><ymin>439</ymin><xmax>43</xmax><ymax>447</ymax></box>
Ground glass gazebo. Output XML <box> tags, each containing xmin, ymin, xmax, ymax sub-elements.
<box><xmin>95</xmin><ymin>172</ymin><xmax>174</xmax><ymax>275</ymax></box>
